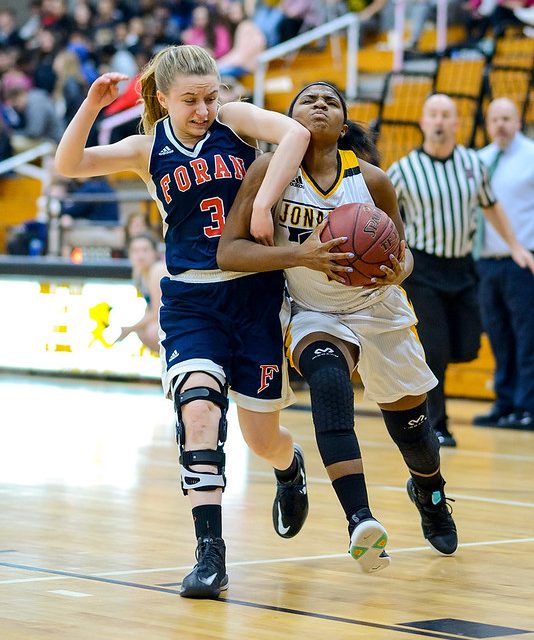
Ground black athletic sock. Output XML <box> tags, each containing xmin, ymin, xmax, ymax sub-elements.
<box><xmin>332</xmin><ymin>473</ymin><xmax>371</xmax><ymax>522</ymax></box>
<box><xmin>381</xmin><ymin>402</ymin><xmax>443</xmax><ymax>492</ymax></box>
<box><xmin>412</xmin><ymin>473</ymin><xmax>444</xmax><ymax>493</ymax></box>
<box><xmin>274</xmin><ymin>454</ymin><xmax>298</xmax><ymax>482</ymax></box>
<box><xmin>192</xmin><ymin>504</ymin><xmax>222</xmax><ymax>539</ymax></box>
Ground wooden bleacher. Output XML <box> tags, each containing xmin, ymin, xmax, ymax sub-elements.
<box><xmin>0</xmin><ymin>176</ymin><xmax>41</xmax><ymax>253</ymax></box>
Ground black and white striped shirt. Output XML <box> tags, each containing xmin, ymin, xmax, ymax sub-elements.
<box><xmin>387</xmin><ymin>146</ymin><xmax>496</xmax><ymax>258</ymax></box>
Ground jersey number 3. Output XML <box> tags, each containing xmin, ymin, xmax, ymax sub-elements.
<box><xmin>202</xmin><ymin>197</ymin><xmax>225</xmax><ymax>238</ymax></box>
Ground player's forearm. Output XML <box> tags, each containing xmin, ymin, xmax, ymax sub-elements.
<box><xmin>55</xmin><ymin>99</ymin><xmax>101</xmax><ymax>176</ymax></box>
<box><xmin>218</xmin><ymin>238</ymin><xmax>299</xmax><ymax>272</ymax></box>
<box><xmin>252</xmin><ymin>128</ymin><xmax>310</xmax><ymax>214</ymax></box>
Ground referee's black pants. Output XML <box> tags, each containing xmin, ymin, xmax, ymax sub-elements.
<box><xmin>404</xmin><ymin>250</ymin><xmax>482</xmax><ymax>433</ymax></box>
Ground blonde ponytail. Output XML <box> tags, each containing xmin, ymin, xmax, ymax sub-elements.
<box><xmin>139</xmin><ymin>45</ymin><xmax>220</xmax><ymax>134</ymax></box>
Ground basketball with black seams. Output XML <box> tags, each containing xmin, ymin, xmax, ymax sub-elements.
<box><xmin>320</xmin><ymin>202</ymin><xmax>401</xmax><ymax>286</ymax></box>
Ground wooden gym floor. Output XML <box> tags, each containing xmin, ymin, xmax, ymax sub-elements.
<box><xmin>1</xmin><ymin>372</ymin><xmax>533</xmax><ymax>640</ymax></box>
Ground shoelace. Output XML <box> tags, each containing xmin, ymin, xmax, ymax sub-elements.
<box><xmin>419</xmin><ymin>493</ymin><xmax>456</xmax><ymax>535</ymax></box>
<box><xmin>195</xmin><ymin>538</ymin><xmax>224</xmax><ymax>574</ymax></box>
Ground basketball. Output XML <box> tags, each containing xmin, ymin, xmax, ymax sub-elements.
<box><xmin>320</xmin><ymin>202</ymin><xmax>401</xmax><ymax>286</ymax></box>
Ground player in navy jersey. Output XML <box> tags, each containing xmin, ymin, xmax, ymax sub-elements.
<box><xmin>219</xmin><ymin>83</ymin><xmax>458</xmax><ymax>571</ymax></box>
<box><xmin>55</xmin><ymin>45</ymin><xmax>312</xmax><ymax>599</ymax></box>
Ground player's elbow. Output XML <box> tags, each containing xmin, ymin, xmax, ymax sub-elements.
<box><xmin>54</xmin><ymin>155</ymin><xmax>79</xmax><ymax>178</ymax></box>
<box><xmin>292</xmin><ymin>122</ymin><xmax>311</xmax><ymax>146</ymax></box>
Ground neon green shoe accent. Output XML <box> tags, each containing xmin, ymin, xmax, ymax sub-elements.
<box><xmin>372</xmin><ymin>533</ymin><xmax>388</xmax><ymax>549</ymax></box>
<box><xmin>350</xmin><ymin>546</ymin><xmax>368</xmax><ymax>559</ymax></box>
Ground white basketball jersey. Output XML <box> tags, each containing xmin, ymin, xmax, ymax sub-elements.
<box><xmin>273</xmin><ymin>149</ymin><xmax>391</xmax><ymax>313</ymax></box>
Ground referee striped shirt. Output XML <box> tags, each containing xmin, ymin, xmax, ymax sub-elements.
<box><xmin>387</xmin><ymin>145</ymin><xmax>496</xmax><ymax>258</ymax></box>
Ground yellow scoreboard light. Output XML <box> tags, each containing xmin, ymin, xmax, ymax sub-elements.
<box><xmin>0</xmin><ymin>278</ymin><xmax>160</xmax><ymax>380</ymax></box>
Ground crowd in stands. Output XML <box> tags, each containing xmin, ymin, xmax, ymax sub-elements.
<box><xmin>1</xmin><ymin>0</ymin><xmax>532</xmax><ymax>160</ymax></box>
<box><xmin>0</xmin><ymin>0</ymin><xmax>532</xmax><ymax>260</ymax></box>
<box><xmin>0</xmin><ymin>0</ymin><xmax>353</xmax><ymax>160</ymax></box>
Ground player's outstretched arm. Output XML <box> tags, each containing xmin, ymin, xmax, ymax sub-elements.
<box><xmin>218</xmin><ymin>155</ymin><xmax>353</xmax><ymax>283</ymax></box>
<box><xmin>55</xmin><ymin>73</ymin><xmax>149</xmax><ymax>180</ymax></box>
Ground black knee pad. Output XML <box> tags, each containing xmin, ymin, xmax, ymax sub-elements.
<box><xmin>173</xmin><ymin>373</ymin><xmax>229</xmax><ymax>494</ymax></box>
<box><xmin>381</xmin><ymin>402</ymin><xmax>440</xmax><ymax>475</ymax></box>
<box><xmin>299</xmin><ymin>341</ymin><xmax>360</xmax><ymax>466</ymax></box>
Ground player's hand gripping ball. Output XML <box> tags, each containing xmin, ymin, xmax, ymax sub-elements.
<box><xmin>320</xmin><ymin>202</ymin><xmax>401</xmax><ymax>286</ymax></box>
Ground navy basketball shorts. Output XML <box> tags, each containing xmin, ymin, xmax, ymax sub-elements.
<box><xmin>159</xmin><ymin>270</ymin><xmax>294</xmax><ymax>412</ymax></box>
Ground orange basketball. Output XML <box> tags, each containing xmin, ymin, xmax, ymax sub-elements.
<box><xmin>320</xmin><ymin>203</ymin><xmax>401</xmax><ymax>286</ymax></box>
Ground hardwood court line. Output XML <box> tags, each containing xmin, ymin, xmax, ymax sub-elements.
<box><xmin>0</xmin><ymin>561</ymin><xmax>474</xmax><ymax>640</ymax></box>
<box><xmin>2</xmin><ymin>537</ymin><xmax>534</xmax><ymax>584</ymax></box>
<box><xmin>378</xmin><ymin>484</ymin><xmax>534</xmax><ymax>509</ymax></box>
<box><xmin>148</xmin><ymin>445</ymin><xmax>534</xmax><ymax>465</ymax></box>
<box><xmin>250</xmin><ymin>471</ymin><xmax>534</xmax><ymax>508</ymax></box>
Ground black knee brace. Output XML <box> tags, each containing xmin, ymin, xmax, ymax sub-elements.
<box><xmin>299</xmin><ymin>341</ymin><xmax>361</xmax><ymax>466</ymax></box>
<box><xmin>173</xmin><ymin>373</ymin><xmax>228</xmax><ymax>495</ymax></box>
<box><xmin>381</xmin><ymin>402</ymin><xmax>440</xmax><ymax>475</ymax></box>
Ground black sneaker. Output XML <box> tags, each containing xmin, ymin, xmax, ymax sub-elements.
<box><xmin>434</xmin><ymin>426</ymin><xmax>457</xmax><ymax>448</ymax></box>
<box><xmin>406</xmin><ymin>478</ymin><xmax>458</xmax><ymax>555</ymax></box>
<box><xmin>348</xmin><ymin>509</ymin><xmax>390</xmax><ymax>573</ymax></box>
<box><xmin>180</xmin><ymin>536</ymin><xmax>228</xmax><ymax>599</ymax></box>
<box><xmin>272</xmin><ymin>444</ymin><xmax>309</xmax><ymax>538</ymax></box>
<box><xmin>473</xmin><ymin>405</ymin><xmax>513</xmax><ymax>427</ymax></box>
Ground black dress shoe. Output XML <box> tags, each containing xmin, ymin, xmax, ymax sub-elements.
<box><xmin>434</xmin><ymin>427</ymin><xmax>457</xmax><ymax>447</ymax></box>
<box><xmin>473</xmin><ymin>406</ymin><xmax>514</xmax><ymax>427</ymax></box>
<box><xmin>506</xmin><ymin>411</ymin><xmax>533</xmax><ymax>430</ymax></box>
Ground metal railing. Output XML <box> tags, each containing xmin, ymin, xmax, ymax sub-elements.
<box><xmin>0</xmin><ymin>142</ymin><xmax>56</xmax><ymax>248</ymax></box>
<box><xmin>253</xmin><ymin>13</ymin><xmax>360</xmax><ymax>108</ymax></box>
<box><xmin>0</xmin><ymin>141</ymin><xmax>55</xmax><ymax>180</ymax></box>
<box><xmin>98</xmin><ymin>104</ymin><xmax>143</xmax><ymax>146</ymax></box>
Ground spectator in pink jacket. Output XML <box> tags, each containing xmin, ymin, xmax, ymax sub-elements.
<box><xmin>181</xmin><ymin>5</ymin><xmax>232</xmax><ymax>59</ymax></box>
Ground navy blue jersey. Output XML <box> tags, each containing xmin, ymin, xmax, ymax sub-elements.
<box><xmin>147</xmin><ymin>116</ymin><xmax>258</xmax><ymax>275</ymax></box>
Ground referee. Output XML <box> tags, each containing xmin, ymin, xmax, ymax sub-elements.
<box><xmin>387</xmin><ymin>93</ymin><xmax>534</xmax><ymax>447</ymax></box>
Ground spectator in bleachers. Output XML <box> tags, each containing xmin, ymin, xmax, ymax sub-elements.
<box><xmin>71</xmin><ymin>2</ymin><xmax>95</xmax><ymax>39</ymax></box>
<box><xmin>473</xmin><ymin>98</ymin><xmax>534</xmax><ymax>431</ymax></box>
<box><xmin>217</xmin><ymin>0</ymin><xmax>267</xmax><ymax>78</ymax></box>
<box><xmin>18</xmin><ymin>1</ymin><xmax>43</xmax><ymax>43</ymax></box>
<box><xmin>253</xmin><ymin>0</ymin><xmax>284</xmax><ymax>47</ymax></box>
<box><xmin>115</xmin><ymin>232</ymin><xmax>168</xmax><ymax>353</ymax></box>
<box><xmin>123</xmin><ymin>16</ymin><xmax>146</xmax><ymax>54</ymax></box>
<box><xmin>0</xmin><ymin>45</ymin><xmax>18</xmax><ymax>84</ymax></box>
<box><xmin>93</xmin><ymin>0</ymin><xmax>124</xmax><ymax>49</ymax></box>
<box><xmin>67</xmin><ymin>34</ymin><xmax>99</xmax><ymax>86</ymax></box>
<box><xmin>346</xmin><ymin>0</ymin><xmax>388</xmax><ymax>45</ymax></box>
<box><xmin>98</xmin><ymin>43</ymin><xmax>138</xmax><ymax>92</ymax></box>
<box><xmin>3</xmin><ymin>84</ymin><xmax>64</xmax><ymax>152</ymax></box>
<box><xmin>170</xmin><ymin>0</ymin><xmax>196</xmax><ymax>31</ymax></box>
<box><xmin>277</xmin><ymin>0</ymin><xmax>323</xmax><ymax>42</ymax></box>
<box><xmin>124</xmin><ymin>210</ymin><xmax>155</xmax><ymax>247</ymax></box>
<box><xmin>28</xmin><ymin>28</ymin><xmax>60</xmax><ymax>94</ymax></box>
<box><xmin>40</xmin><ymin>0</ymin><xmax>74</xmax><ymax>45</ymax></box>
<box><xmin>0</xmin><ymin>8</ymin><xmax>24</xmax><ymax>48</ymax></box>
<box><xmin>52</xmin><ymin>48</ymin><xmax>87</xmax><ymax>126</ymax></box>
<box><xmin>181</xmin><ymin>4</ymin><xmax>232</xmax><ymax>59</ymax></box>
<box><xmin>463</xmin><ymin>0</ymin><xmax>531</xmax><ymax>43</ymax></box>
<box><xmin>405</xmin><ymin>0</ymin><xmax>436</xmax><ymax>51</ymax></box>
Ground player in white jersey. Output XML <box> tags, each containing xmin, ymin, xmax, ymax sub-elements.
<box><xmin>219</xmin><ymin>82</ymin><xmax>458</xmax><ymax>569</ymax></box>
